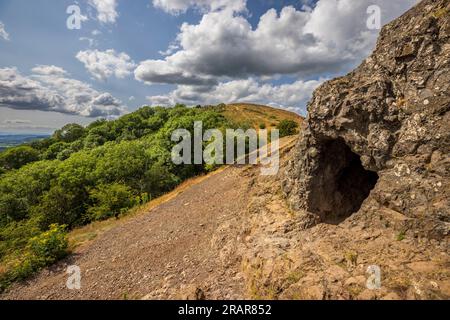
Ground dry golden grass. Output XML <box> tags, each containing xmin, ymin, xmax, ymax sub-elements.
<box><xmin>222</xmin><ymin>103</ymin><xmax>303</xmax><ymax>130</ymax></box>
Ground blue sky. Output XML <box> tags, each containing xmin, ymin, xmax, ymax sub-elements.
<box><xmin>0</xmin><ymin>0</ymin><xmax>417</xmax><ymax>133</ymax></box>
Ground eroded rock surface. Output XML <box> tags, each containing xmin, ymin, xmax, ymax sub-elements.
<box><xmin>283</xmin><ymin>0</ymin><xmax>450</xmax><ymax>239</ymax></box>
<box><xmin>239</xmin><ymin>138</ymin><xmax>449</xmax><ymax>300</ymax></box>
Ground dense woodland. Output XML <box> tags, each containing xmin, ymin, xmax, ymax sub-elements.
<box><xmin>0</xmin><ymin>104</ymin><xmax>298</xmax><ymax>290</ymax></box>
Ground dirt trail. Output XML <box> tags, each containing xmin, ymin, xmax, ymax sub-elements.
<box><xmin>1</xmin><ymin>137</ymin><xmax>295</xmax><ymax>300</ymax></box>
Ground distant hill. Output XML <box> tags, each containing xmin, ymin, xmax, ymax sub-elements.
<box><xmin>0</xmin><ymin>134</ymin><xmax>50</xmax><ymax>152</ymax></box>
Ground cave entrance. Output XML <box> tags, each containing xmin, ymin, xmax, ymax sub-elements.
<box><xmin>308</xmin><ymin>139</ymin><xmax>379</xmax><ymax>224</ymax></box>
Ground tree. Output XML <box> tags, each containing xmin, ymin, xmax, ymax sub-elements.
<box><xmin>277</xmin><ymin>120</ymin><xmax>299</xmax><ymax>137</ymax></box>
<box><xmin>87</xmin><ymin>183</ymin><xmax>137</xmax><ymax>220</ymax></box>
<box><xmin>30</xmin><ymin>185</ymin><xmax>85</xmax><ymax>228</ymax></box>
<box><xmin>53</xmin><ymin>124</ymin><xmax>85</xmax><ymax>143</ymax></box>
<box><xmin>42</xmin><ymin>142</ymin><xmax>68</xmax><ymax>160</ymax></box>
<box><xmin>0</xmin><ymin>146</ymin><xmax>40</xmax><ymax>170</ymax></box>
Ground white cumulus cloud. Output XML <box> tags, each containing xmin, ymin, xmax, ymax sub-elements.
<box><xmin>152</xmin><ymin>0</ymin><xmax>246</xmax><ymax>15</ymax></box>
<box><xmin>147</xmin><ymin>78</ymin><xmax>324</xmax><ymax>113</ymax></box>
<box><xmin>31</xmin><ymin>65</ymin><xmax>68</xmax><ymax>76</ymax></box>
<box><xmin>89</xmin><ymin>0</ymin><xmax>118</xmax><ymax>24</ymax></box>
<box><xmin>141</xmin><ymin>0</ymin><xmax>417</xmax><ymax>112</ymax></box>
<box><xmin>76</xmin><ymin>49</ymin><xmax>136</xmax><ymax>81</ymax></box>
<box><xmin>139</xmin><ymin>0</ymin><xmax>417</xmax><ymax>82</ymax></box>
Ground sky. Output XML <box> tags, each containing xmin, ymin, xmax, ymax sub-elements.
<box><xmin>0</xmin><ymin>0</ymin><xmax>418</xmax><ymax>133</ymax></box>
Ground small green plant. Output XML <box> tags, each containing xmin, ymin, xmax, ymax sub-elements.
<box><xmin>345</xmin><ymin>251</ymin><xmax>358</xmax><ymax>266</ymax></box>
<box><xmin>396</xmin><ymin>231</ymin><xmax>406</xmax><ymax>241</ymax></box>
<box><xmin>286</xmin><ymin>270</ymin><xmax>304</xmax><ymax>284</ymax></box>
<box><xmin>259</xmin><ymin>123</ymin><xmax>266</xmax><ymax>130</ymax></box>
<box><xmin>28</xmin><ymin>224</ymin><xmax>69</xmax><ymax>264</ymax></box>
<box><xmin>432</xmin><ymin>7</ymin><xmax>449</xmax><ymax>19</ymax></box>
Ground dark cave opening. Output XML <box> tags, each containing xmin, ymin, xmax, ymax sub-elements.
<box><xmin>308</xmin><ymin>139</ymin><xmax>379</xmax><ymax>224</ymax></box>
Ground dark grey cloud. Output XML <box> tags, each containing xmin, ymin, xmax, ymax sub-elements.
<box><xmin>135</xmin><ymin>60</ymin><xmax>217</xmax><ymax>86</ymax></box>
<box><xmin>0</xmin><ymin>67</ymin><xmax>126</xmax><ymax>118</ymax></box>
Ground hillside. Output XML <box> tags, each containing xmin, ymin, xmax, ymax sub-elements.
<box><xmin>3</xmin><ymin>131</ymin><xmax>448</xmax><ymax>300</ymax></box>
<box><xmin>0</xmin><ymin>103</ymin><xmax>301</xmax><ymax>292</ymax></box>
<box><xmin>0</xmin><ymin>136</ymin><xmax>296</xmax><ymax>300</ymax></box>
<box><xmin>1</xmin><ymin>0</ymin><xmax>449</xmax><ymax>301</ymax></box>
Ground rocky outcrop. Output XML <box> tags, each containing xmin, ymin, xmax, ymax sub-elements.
<box><xmin>283</xmin><ymin>0</ymin><xmax>450</xmax><ymax>239</ymax></box>
<box><xmin>240</xmin><ymin>138</ymin><xmax>449</xmax><ymax>300</ymax></box>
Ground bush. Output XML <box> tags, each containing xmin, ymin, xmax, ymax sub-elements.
<box><xmin>0</xmin><ymin>217</ymin><xmax>41</xmax><ymax>259</ymax></box>
<box><xmin>87</xmin><ymin>183</ymin><xmax>137</xmax><ymax>221</ymax></box>
<box><xmin>53</xmin><ymin>124</ymin><xmax>85</xmax><ymax>143</ymax></box>
<box><xmin>0</xmin><ymin>146</ymin><xmax>40</xmax><ymax>170</ymax></box>
<box><xmin>0</xmin><ymin>224</ymin><xmax>68</xmax><ymax>292</ymax></box>
<box><xmin>277</xmin><ymin>120</ymin><xmax>298</xmax><ymax>137</ymax></box>
<box><xmin>31</xmin><ymin>185</ymin><xmax>85</xmax><ymax>229</ymax></box>
<box><xmin>28</xmin><ymin>224</ymin><xmax>68</xmax><ymax>264</ymax></box>
<box><xmin>43</xmin><ymin>142</ymin><xmax>68</xmax><ymax>160</ymax></box>
<box><xmin>259</xmin><ymin>123</ymin><xmax>266</xmax><ymax>130</ymax></box>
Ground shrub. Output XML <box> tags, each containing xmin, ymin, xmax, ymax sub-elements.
<box><xmin>0</xmin><ymin>146</ymin><xmax>40</xmax><ymax>170</ymax></box>
<box><xmin>87</xmin><ymin>183</ymin><xmax>137</xmax><ymax>221</ymax></box>
<box><xmin>43</xmin><ymin>142</ymin><xmax>69</xmax><ymax>160</ymax></box>
<box><xmin>53</xmin><ymin>124</ymin><xmax>85</xmax><ymax>143</ymax></box>
<box><xmin>277</xmin><ymin>120</ymin><xmax>298</xmax><ymax>137</ymax></box>
<box><xmin>28</xmin><ymin>224</ymin><xmax>69</xmax><ymax>265</ymax></box>
<box><xmin>30</xmin><ymin>185</ymin><xmax>85</xmax><ymax>229</ymax></box>
<box><xmin>0</xmin><ymin>224</ymin><xmax>68</xmax><ymax>292</ymax></box>
<box><xmin>259</xmin><ymin>123</ymin><xmax>266</xmax><ymax>130</ymax></box>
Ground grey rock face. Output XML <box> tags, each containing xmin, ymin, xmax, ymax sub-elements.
<box><xmin>283</xmin><ymin>0</ymin><xmax>449</xmax><ymax>239</ymax></box>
